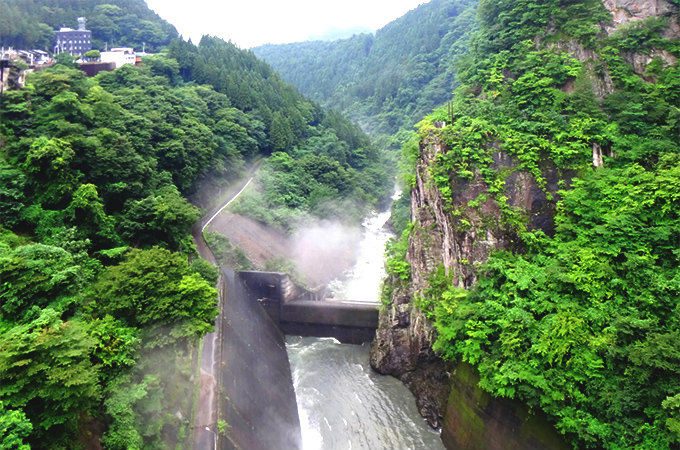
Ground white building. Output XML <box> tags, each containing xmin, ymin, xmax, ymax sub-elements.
<box><xmin>100</xmin><ymin>48</ymin><xmax>136</xmax><ymax>68</ymax></box>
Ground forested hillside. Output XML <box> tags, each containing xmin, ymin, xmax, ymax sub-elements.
<box><xmin>0</xmin><ymin>0</ymin><xmax>178</xmax><ymax>51</ymax></box>
<box><xmin>378</xmin><ymin>1</ymin><xmax>680</xmax><ymax>449</ymax></box>
<box><xmin>0</xmin><ymin>21</ymin><xmax>389</xmax><ymax>448</ymax></box>
<box><xmin>254</xmin><ymin>0</ymin><xmax>478</xmax><ymax>135</ymax></box>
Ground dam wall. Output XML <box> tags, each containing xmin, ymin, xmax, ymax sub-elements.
<box><xmin>217</xmin><ymin>269</ymin><xmax>302</xmax><ymax>450</ymax></box>
<box><xmin>239</xmin><ymin>271</ymin><xmax>379</xmax><ymax>344</ymax></box>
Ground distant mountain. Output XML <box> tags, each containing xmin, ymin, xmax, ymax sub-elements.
<box><xmin>0</xmin><ymin>0</ymin><xmax>178</xmax><ymax>52</ymax></box>
<box><xmin>307</xmin><ymin>26</ymin><xmax>375</xmax><ymax>42</ymax></box>
<box><xmin>253</xmin><ymin>0</ymin><xmax>478</xmax><ymax>135</ymax></box>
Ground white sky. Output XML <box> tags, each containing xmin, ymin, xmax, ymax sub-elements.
<box><xmin>144</xmin><ymin>0</ymin><xmax>431</xmax><ymax>49</ymax></box>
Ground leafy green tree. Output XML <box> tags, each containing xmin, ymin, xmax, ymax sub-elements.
<box><xmin>189</xmin><ymin>258</ymin><xmax>220</xmax><ymax>285</ymax></box>
<box><xmin>0</xmin><ymin>161</ymin><xmax>26</xmax><ymax>228</ymax></box>
<box><xmin>119</xmin><ymin>184</ymin><xmax>200</xmax><ymax>250</ymax></box>
<box><xmin>22</xmin><ymin>137</ymin><xmax>79</xmax><ymax>207</ymax></box>
<box><xmin>0</xmin><ymin>310</ymin><xmax>100</xmax><ymax>447</ymax></box>
<box><xmin>65</xmin><ymin>183</ymin><xmax>120</xmax><ymax>248</ymax></box>
<box><xmin>270</xmin><ymin>111</ymin><xmax>295</xmax><ymax>151</ymax></box>
<box><xmin>100</xmin><ymin>374</ymin><xmax>149</xmax><ymax>450</ymax></box>
<box><xmin>84</xmin><ymin>50</ymin><xmax>101</xmax><ymax>62</ymax></box>
<box><xmin>0</xmin><ymin>243</ymin><xmax>83</xmax><ymax>320</ymax></box>
<box><xmin>89</xmin><ymin>315</ymin><xmax>140</xmax><ymax>383</ymax></box>
<box><xmin>93</xmin><ymin>247</ymin><xmax>218</xmax><ymax>340</ymax></box>
<box><xmin>0</xmin><ymin>402</ymin><xmax>32</xmax><ymax>450</ymax></box>
<box><xmin>54</xmin><ymin>52</ymin><xmax>77</xmax><ymax>68</ymax></box>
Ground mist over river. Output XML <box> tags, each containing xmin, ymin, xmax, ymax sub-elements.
<box><xmin>328</xmin><ymin>187</ymin><xmax>401</xmax><ymax>302</ymax></box>
<box><xmin>287</xmin><ymin>190</ymin><xmax>446</xmax><ymax>450</ymax></box>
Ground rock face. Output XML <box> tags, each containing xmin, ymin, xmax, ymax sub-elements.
<box><xmin>554</xmin><ymin>0</ymin><xmax>679</xmax><ymax>98</ymax></box>
<box><xmin>603</xmin><ymin>0</ymin><xmax>676</xmax><ymax>26</ymax></box>
<box><xmin>370</xmin><ymin>135</ymin><xmax>565</xmax><ymax>431</ymax></box>
<box><xmin>603</xmin><ymin>0</ymin><xmax>679</xmax><ymax>76</ymax></box>
<box><xmin>370</xmin><ymin>1</ymin><xmax>678</xmax><ymax>447</ymax></box>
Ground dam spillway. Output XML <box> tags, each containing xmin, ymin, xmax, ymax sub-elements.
<box><xmin>239</xmin><ymin>271</ymin><xmax>379</xmax><ymax>344</ymax></box>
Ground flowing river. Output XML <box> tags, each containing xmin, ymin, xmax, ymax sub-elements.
<box><xmin>287</xmin><ymin>190</ymin><xmax>447</xmax><ymax>450</ymax></box>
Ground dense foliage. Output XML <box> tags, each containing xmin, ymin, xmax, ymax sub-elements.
<box><xmin>401</xmin><ymin>2</ymin><xmax>680</xmax><ymax>449</ymax></box>
<box><xmin>254</xmin><ymin>0</ymin><xmax>478</xmax><ymax>135</ymax></box>
<box><xmin>0</xmin><ymin>0</ymin><xmax>177</xmax><ymax>52</ymax></box>
<box><xmin>166</xmin><ymin>37</ymin><xmax>392</xmax><ymax>227</ymax></box>
<box><xmin>0</xmin><ymin>21</ymin><xmax>388</xmax><ymax>447</ymax></box>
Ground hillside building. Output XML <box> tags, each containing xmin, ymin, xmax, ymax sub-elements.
<box><xmin>54</xmin><ymin>17</ymin><xmax>91</xmax><ymax>57</ymax></box>
<box><xmin>100</xmin><ymin>48</ymin><xmax>136</xmax><ymax>68</ymax></box>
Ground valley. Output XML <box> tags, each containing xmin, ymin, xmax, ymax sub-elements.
<box><xmin>1</xmin><ymin>1</ymin><xmax>679</xmax><ymax>450</ymax></box>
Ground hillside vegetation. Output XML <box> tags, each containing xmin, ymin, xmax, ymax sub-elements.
<box><xmin>0</xmin><ymin>0</ymin><xmax>178</xmax><ymax>52</ymax></box>
<box><xmin>0</xmin><ymin>14</ymin><xmax>389</xmax><ymax>448</ymax></box>
<box><xmin>254</xmin><ymin>0</ymin><xmax>478</xmax><ymax>136</ymax></box>
<box><xmin>385</xmin><ymin>1</ymin><xmax>680</xmax><ymax>449</ymax></box>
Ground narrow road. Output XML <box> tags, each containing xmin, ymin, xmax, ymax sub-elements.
<box><xmin>193</xmin><ymin>161</ymin><xmax>262</xmax><ymax>265</ymax></box>
<box><xmin>191</xmin><ymin>163</ymin><xmax>261</xmax><ymax>450</ymax></box>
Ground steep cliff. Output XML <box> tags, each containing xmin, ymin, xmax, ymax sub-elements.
<box><xmin>371</xmin><ymin>1</ymin><xmax>680</xmax><ymax>449</ymax></box>
<box><xmin>371</xmin><ymin>131</ymin><xmax>567</xmax><ymax>429</ymax></box>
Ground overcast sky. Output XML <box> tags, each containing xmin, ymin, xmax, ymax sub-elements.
<box><xmin>144</xmin><ymin>0</ymin><xmax>431</xmax><ymax>48</ymax></box>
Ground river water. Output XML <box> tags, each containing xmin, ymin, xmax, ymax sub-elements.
<box><xmin>287</xmin><ymin>190</ymin><xmax>447</xmax><ymax>450</ymax></box>
<box><xmin>328</xmin><ymin>188</ymin><xmax>400</xmax><ymax>302</ymax></box>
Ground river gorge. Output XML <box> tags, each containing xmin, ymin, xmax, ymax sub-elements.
<box><xmin>289</xmin><ymin>192</ymin><xmax>446</xmax><ymax>450</ymax></box>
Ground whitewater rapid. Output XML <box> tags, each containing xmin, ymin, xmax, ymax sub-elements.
<box><xmin>287</xmin><ymin>188</ymin><xmax>446</xmax><ymax>450</ymax></box>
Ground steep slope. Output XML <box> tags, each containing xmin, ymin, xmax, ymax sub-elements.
<box><xmin>373</xmin><ymin>1</ymin><xmax>680</xmax><ymax>449</ymax></box>
<box><xmin>254</xmin><ymin>0</ymin><xmax>478</xmax><ymax>135</ymax></box>
<box><xmin>0</xmin><ymin>25</ymin><xmax>388</xmax><ymax>449</ymax></box>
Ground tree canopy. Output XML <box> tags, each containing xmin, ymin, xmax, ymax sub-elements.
<box><xmin>389</xmin><ymin>2</ymin><xmax>680</xmax><ymax>449</ymax></box>
<box><xmin>254</xmin><ymin>0</ymin><xmax>478</xmax><ymax>135</ymax></box>
<box><xmin>0</xmin><ymin>0</ymin><xmax>178</xmax><ymax>52</ymax></box>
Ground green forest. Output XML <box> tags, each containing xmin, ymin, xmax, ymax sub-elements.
<box><xmin>382</xmin><ymin>1</ymin><xmax>680</xmax><ymax>449</ymax></box>
<box><xmin>0</xmin><ymin>0</ymin><xmax>178</xmax><ymax>52</ymax></box>
<box><xmin>2</xmin><ymin>0</ymin><xmax>680</xmax><ymax>449</ymax></box>
<box><xmin>0</xmin><ymin>1</ymin><xmax>389</xmax><ymax>447</ymax></box>
<box><xmin>254</xmin><ymin>0</ymin><xmax>478</xmax><ymax>136</ymax></box>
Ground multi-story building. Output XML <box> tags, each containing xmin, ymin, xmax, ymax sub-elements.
<box><xmin>54</xmin><ymin>17</ymin><xmax>91</xmax><ymax>57</ymax></box>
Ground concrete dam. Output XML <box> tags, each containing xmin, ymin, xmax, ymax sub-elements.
<box><xmin>193</xmin><ymin>178</ymin><xmax>568</xmax><ymax>450</ymax></box>
<box><xmin>239</xmin><ymin>271</ymin><xmax>379</xmax><ymax>345</ymax></box>
<box><xmin>191</xmin><ymin>168</ymin><xmax>382</xmax><ymax>450</ymax></box>
<box><xmin>194</xmin><ymin>267</ymin><xmax>379</xmax><ymax>450</ymax></box>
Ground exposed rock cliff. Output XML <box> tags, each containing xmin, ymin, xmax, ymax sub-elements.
<box><xmin>603</xmin><ymin>0</ymin><xmax>677</xmax><ymax>27</ymax></box>
<box><xmin>371</xmin><ymin>133</ymin><xmax>565</xmax><ymax>429</ymax></box>
<box><xmin>556</xmin><ymin>0</ymin><xmax>678</xmax><ymax>97</ymax></box>
<box><xmin>371</xmin><ymin>1</ymin><xmax>679</xmax><ymax>446</ymax></box>
<box><xmin>605</xmin><ymin>0</ymin><xmax>679</xmax><ymax>83</ymax></box>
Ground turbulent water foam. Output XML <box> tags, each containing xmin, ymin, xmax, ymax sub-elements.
<box><xmin>287</xmin><ymin>186</ymin><xmax>444</xmax><ymax>450</ymax></box>
<box><xmin>328</xmin><ymin>187</ymin><xmax>401</xmax><ymax>302</ymax></box>
<box><xmin>286</xmin><ymin>336</ymin><xmax>445</xmax><ymax>450</ymax></box>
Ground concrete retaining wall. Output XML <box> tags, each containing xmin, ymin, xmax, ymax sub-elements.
<box><xmin>441</xmin><ymin>363</ymin><xmax>570</xmax><ymax>450</ymax></box>
<box><xmin>218</xmin><ymin>269</ymin><xmax>302</xmax><ymax>450</ymax></box>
